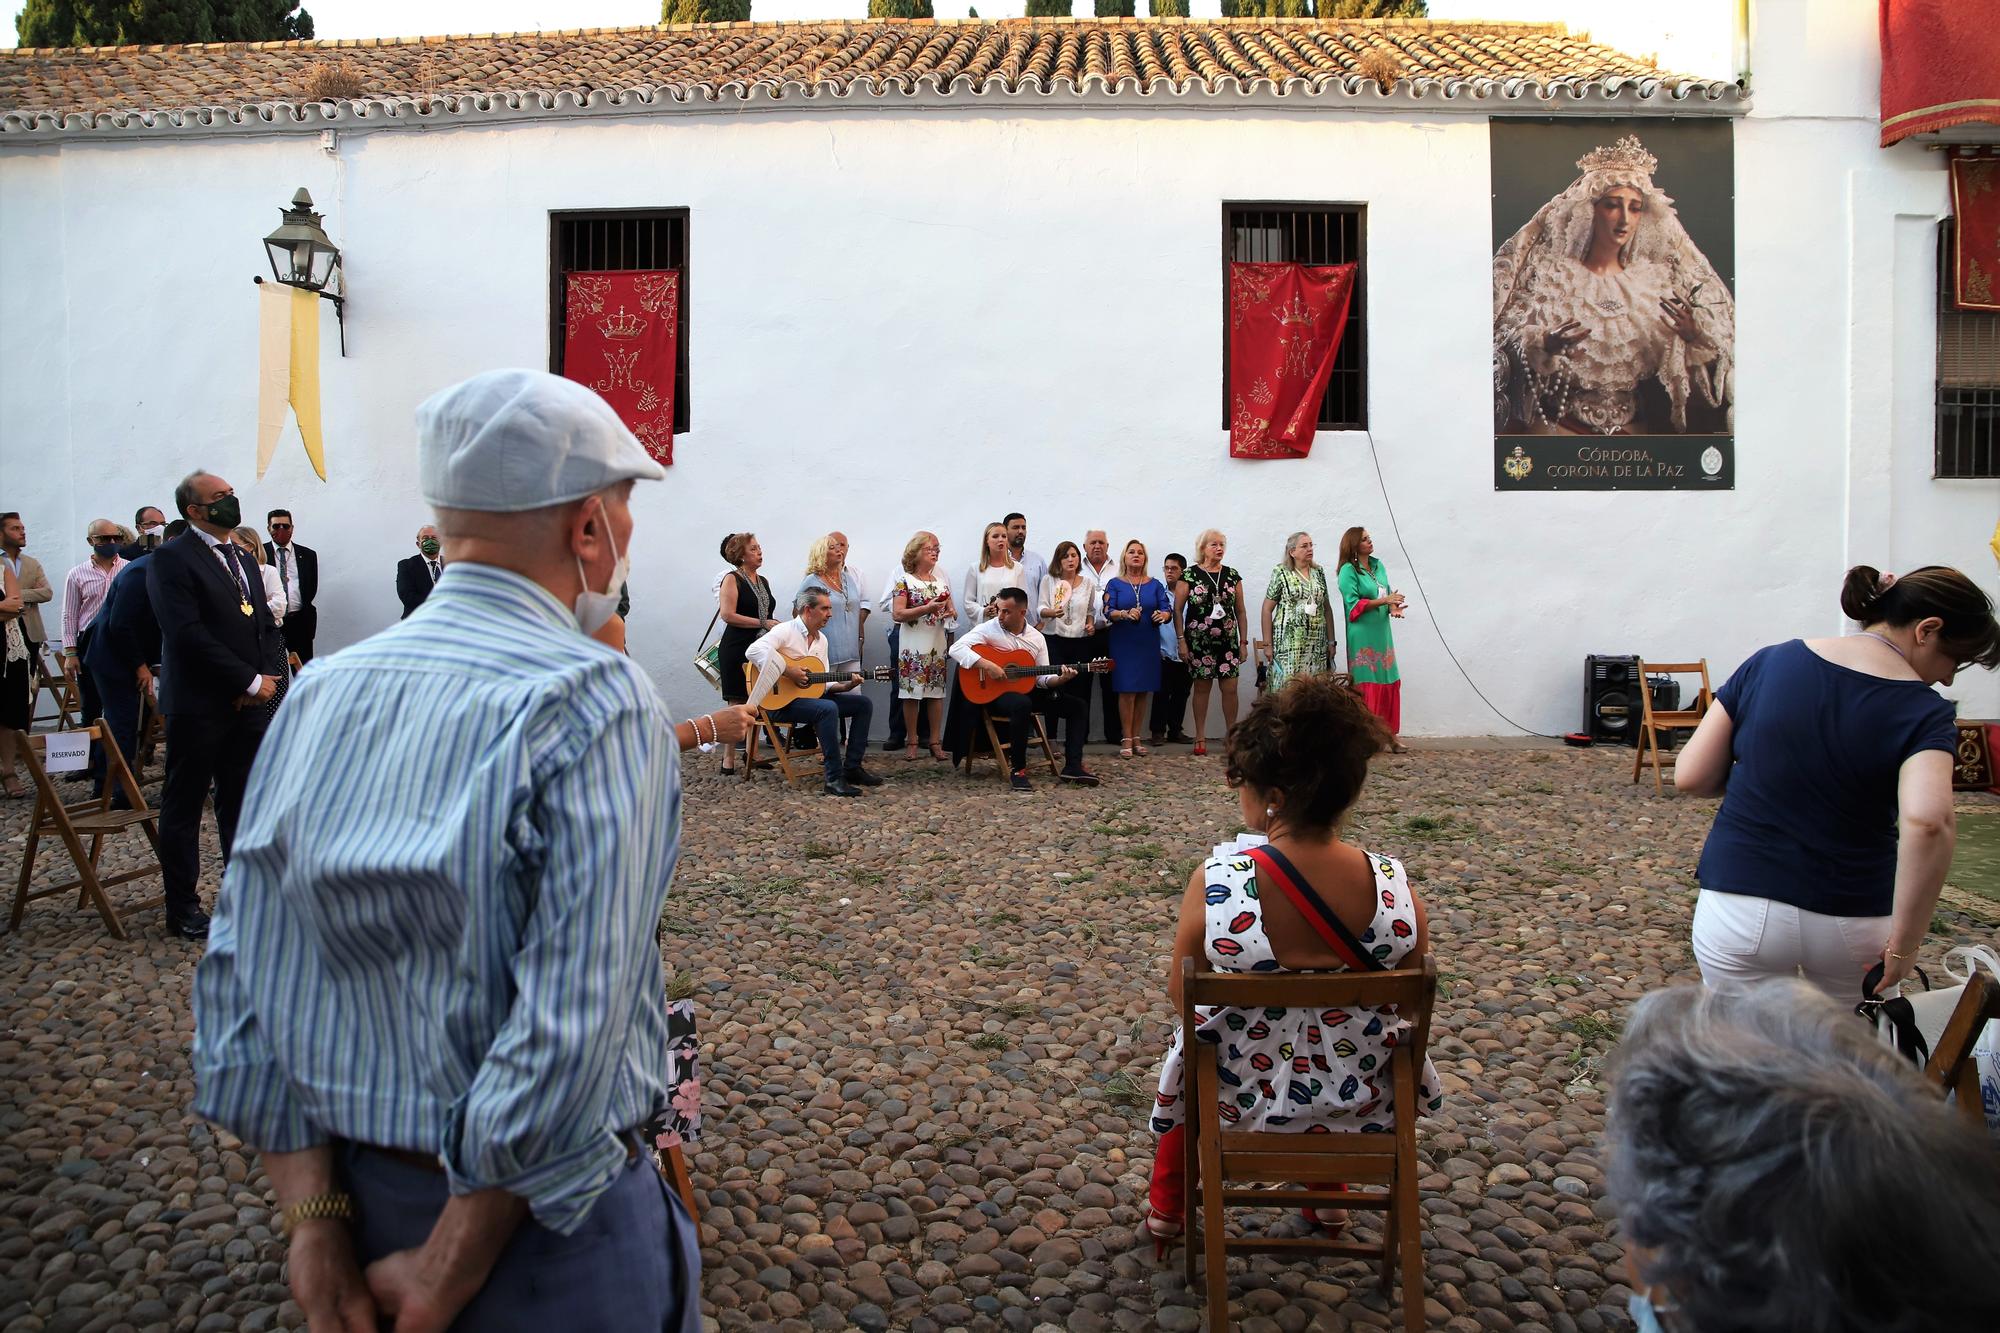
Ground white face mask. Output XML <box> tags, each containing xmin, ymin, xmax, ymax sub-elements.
<box><xmin>141</xmin><ymin>525</ymin><xmax>165</xmax><ymax>538</ymax></box>
<box><xmin>573</xmin><ymin>499</ymin><xmax>628</xmax><ymax>636</ymax></box>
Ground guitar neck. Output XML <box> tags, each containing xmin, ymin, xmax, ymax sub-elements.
<box><xmin>1003</xmin><ymin>664</ymin><xmax>1065</xmax><ymax>679</ymax></box>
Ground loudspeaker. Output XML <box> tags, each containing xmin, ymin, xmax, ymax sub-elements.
<box><xmin>1584</xmin><ymin>654</ymin><xmax>1640</xmax><ymax>744</ymax></box>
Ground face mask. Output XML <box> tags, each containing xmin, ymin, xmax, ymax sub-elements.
<box><xmin>202</xmin><ymin>495</ymin><xmax>241</xmax><ymax>529</ymax></box>
<box><xmin>142</xmin><ymin>525</ymin><xmax>164</xmax><ymax>539</ymax></box>
<box><xmin>419</xmin><ymin>538</ymin><xmax>440</xmax><ymax>558</ymax></box>
<box><xmin>573</xmin><ymin>499</ymin><xmax>629</xmax><ymax>636</ymax></box>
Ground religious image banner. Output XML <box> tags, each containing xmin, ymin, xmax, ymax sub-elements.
<box><xmin>1228</xmin><ymin>261</ymin><xmax>1357</xmax><ymax>460</ymax></box>
<box><xmin>562</xmin><ymin>269</ymin><xmax>679</xmax><ymax>466</ymax></box>
<box><xmin>1949</xmin><ymin>153</ymin><xmax>2000</xmax><ymax>312</ymax></box>
<box><xmin>1492</xmin><ymin>119</ymin><xmax>1735</xmax><ymax>491</ymax></box>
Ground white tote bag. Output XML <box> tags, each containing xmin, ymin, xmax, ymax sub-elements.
<box><xmin>1904</xmin><ymin>944</ymin><xmax>2000</xmax><ymax>1133</ymax></box>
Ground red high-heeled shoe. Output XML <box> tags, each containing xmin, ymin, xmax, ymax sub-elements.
<box><xmin>1192</xmin><ymin>741</ymin><xmax>1208</xmax><ymax>756</ymax></box>
<box><xmin>1144</xmin><ymin>1207</ymin><xmax>1183</xmax><ymax>1261</ymax></box>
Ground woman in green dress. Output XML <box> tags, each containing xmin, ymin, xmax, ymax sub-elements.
<box><xmin>1336</xmin><ymin>526</ymin><xmax>1408</xmax><ymax>752</ymax></box>
<box><xmin>1259</xmin><ymin>531</ymin><xmax>1336</xmax><ymax>692</ymax></box>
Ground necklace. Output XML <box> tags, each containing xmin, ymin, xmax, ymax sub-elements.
<box><xmin>1856</xmin><ymin>630</ymin><xmax>1909</xmax><ymax>662</ymax></box>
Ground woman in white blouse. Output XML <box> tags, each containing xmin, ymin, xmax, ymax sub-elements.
<box><xmin>231</xmin><ymin>527</ymin><xmax>287</xmax><ymax>626</ymax></box>
<box><xmin>1038</xmin><ymin>540</ymin><xmax>1094</xmax><ymax>708</ymax></box>
<box><xmin>962</xmin><ymin>521</ymin><xmax>1026</xmax><ymax>634</ymax></box>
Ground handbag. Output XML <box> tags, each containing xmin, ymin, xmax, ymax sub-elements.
<box><xmin>692</xmin><ymin>609</ymin><xmax>722</xmax><ymax>690</ymax></box>
<box><xmin>1857</xmin><ymin>961</ymin><xmax>1933</xmax><ymax>1067</ymax></box>
<box><xmin>1904</xmin><ymin>944</ymin><xmax>2000</xmax><ymax>1132</ymax></box>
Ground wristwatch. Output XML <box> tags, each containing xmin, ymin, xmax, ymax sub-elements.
<box><xmin>279</xmin><ymin>1191</ymin><xmax>358</xmax><ymax>1234</ymax></box>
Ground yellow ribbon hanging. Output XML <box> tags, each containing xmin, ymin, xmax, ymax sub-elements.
<box><xmin>254</xmin><ymin>284</ymin><xmax>328</xmax><ymax>481</ymax></box>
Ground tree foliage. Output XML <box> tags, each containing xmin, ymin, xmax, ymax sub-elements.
<box><xmin>868</xmin><ymin>0</ymin><xmax>934</xmax><ymax>15</ymax></box>
<box><xmin>660</xmin><ymin>0</ymin><xmax>752</xmax><ymax>23</ymax></box>
<box><xmin>17</xmin><ymin>0</ymin><xmax>312</xmax><ymax>45</ymax></box>
<box><xmin>1148</xmin><ymin>0</ymin><xmax>1189</xmax><ymax>14</ymax></box>
<box><xmin>1023</xmin><ymin>0</ymin><xmax>1071</xmax><ymax>16</ymax></box>
<box><xmin>1094</xmin><ymin>0</ymin><xmax>1135</xmax><ymax>14</ymax></box>
<box><xmin>1216</xmin><ymin>0</ymin><xmax>1429</xmax><ymax>14</ymax></box>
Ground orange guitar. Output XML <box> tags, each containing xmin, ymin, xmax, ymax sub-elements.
<box><xmin>957</xmin><ymin>645</ymin><xmax>1114</xmax><ymax>706</ymax></box>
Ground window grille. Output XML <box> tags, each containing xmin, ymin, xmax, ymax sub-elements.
<box><xmin>549</xmin><ymin>209</ymin><xmax>690</xmax><ymax>434</ymax></box>
<box><xmin>1937</xmin><ymin>220</ymin><xmax>1999</xmax><ymax>480</ymax></box>
<box><xmin>1223</xmin><ymin>204</ymin><xmax>1368</xmax><ymax>431</ymax></box>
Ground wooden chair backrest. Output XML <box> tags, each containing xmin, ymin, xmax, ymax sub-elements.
<box><xmin>16</xmin><ymin>722</ymin><xmax>150</xmax><ymax>818</ymax></box>
<box><xmin>1634</xmin><ymin>659</ymin><xmax>1713</xmax><ymax>724</ymax></box>
<box><xmin>1182</xmin><ymin>960</ymin><xmax>1438</xmax><ymax>1065</ymax></box>
<box><xmin>1925</xmin><ymin>971</ymin><xmax>2000</xmax><ymax>1129</ymax></box>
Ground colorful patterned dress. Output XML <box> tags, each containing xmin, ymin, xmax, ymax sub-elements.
<box><xmin>1151</xmin><ymin>838</ymin><xmax>1442</xmax><ymax>1138</ymax></box>
<box><xmin>1337</xmin><ymin>557</ymin><xmax>1401</xmax><ymax>735</ymax></box>
<box><xmin>1264</xmin><ymin>564</ymin><xmax>1334</xmax><ymax>692</ymax></box>
<box><xmin>893</xmin><ymin>572</ymin><xmax>950</xmax><ymax>699</ymax></box>
<box><xmin>1180</xmin><ymin>563</ymin><xmax>1244</xmax><ymax>681</ymax></box>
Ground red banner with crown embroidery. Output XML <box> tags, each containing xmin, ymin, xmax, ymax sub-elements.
<box><xmin>1228</xmin><ymin>262</ymin><xmax>1356</xmax><ymax>460</ymax></box>
<box><xmin>1950</xmin><ymin>154</ymin><xmax>2000</xmax><ymax>312</ymax></box>
<box><xmin>563</xmin><ymin>270</ymin><xmax>679</xmax><ymax>465</ymax></box>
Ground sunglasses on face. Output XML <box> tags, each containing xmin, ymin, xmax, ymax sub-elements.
<box><xmin>89</xmin><ymin>536</ymin><xmax>120</xmax><ymax>546</ymax></box>
<box><xmin>270</xmin><ymin>523</ymin><xmax>293</xmax><ymax>531</ymax></box>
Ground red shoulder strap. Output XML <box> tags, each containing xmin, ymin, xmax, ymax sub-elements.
<box><xmin>1246</xmin><ymin>845</ymin><xmax>1385</xmax><ymax>972</ymax></box>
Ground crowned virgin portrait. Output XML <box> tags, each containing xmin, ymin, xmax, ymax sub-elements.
<box><xmin>1493</xmin><ymin>135</ymin><xmax>1735</xmax><ymax>437</ymax></box>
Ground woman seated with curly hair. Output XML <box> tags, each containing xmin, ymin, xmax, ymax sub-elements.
<box><xmin>1144</xmin><ymin>675</ymin><xmax>1444</xmax><ymax>1254</ymax></box>
<box><xmin>1607</xmin><ymin>980</ymin><xmax>2000</xmax><ymax>1333</ymax></box>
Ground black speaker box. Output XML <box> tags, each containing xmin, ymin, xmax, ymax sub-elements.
<box><xmin>1584</xmin><ymin>654</ymin><xmax>1640</xmax><ymax>744</ymax></box>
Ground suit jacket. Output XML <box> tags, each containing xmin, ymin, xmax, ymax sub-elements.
<box><xmin>148</xmin><ymin>531</ymin><xmax>281</xmax><ymax>718</ymax></box>
<box><xmin>396</xmin><ymin>553</ymin><xmax>440</xmax><ymax>619</ymax></box>
<box><xmin>5</xmin><ymin>552</ymin><xmax>51</xmax><ymax>643</ymax></box>
<box><xmin>264</xmin><ymin>540</ymin><xmax>319</xmax><ymax>635</ymax></box>
<box><xmin>84</xmin><ymin>554</ymin><xmax>161</xmax><ymax>682</ymax></box>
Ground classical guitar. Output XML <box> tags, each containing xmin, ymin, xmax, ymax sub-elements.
<box><xmin>957</xmin><ymin>644</ymin><xmax>1114</xmax><ymax>706</ymax></box>
<box><xmin>758</xmin><ymin>653</ymin><xmax>894</xmax><ymax>711</ymax></box>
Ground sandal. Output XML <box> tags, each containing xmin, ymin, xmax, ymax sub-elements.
<box><xmin>1119</xmin><ymin>745</ymin><xmax>1133</xmax><ymax>760</ymax></box>
<box><xmin>1143</xmin><ymin>1207</ymin><xmax>1183</xmax><ymax>1261</ymax></box>
<box><xmin>1192</xmin><ymin>741</ymin><xmax>1208</xmax><ymax>757</ymax></box>
<box><xmin>929</xmin><ymin>745</ymin><xmax>948</xmax><ymax>762</ymax></box>
<box><xmin>904</xmin><ymin>745</ymin><xmax>920</xmax><ymax>763</ymax></box>
<box><xmin>1133</xmin><ymin>742</ymin><xmax>1149</xmax><ymax>757</ymax></box>
<box><xmin>1</xmin><ymin>775</ymin><xmax>25</xmax><ymax>799</ymax></box>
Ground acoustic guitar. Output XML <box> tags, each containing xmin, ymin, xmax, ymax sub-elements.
<box><xmin>758</xmin><ymin>652</ymin><xmax>893</xmax><ymax>711</ymax></box>
<box><xmin>957</xmin><ymin>644</ymin><xmax>1114</xmax><ymax>706</ymax></box>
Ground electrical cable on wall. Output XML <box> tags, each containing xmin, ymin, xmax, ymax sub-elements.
<box><xmin>1362</xmin><ymin>431</ymin><xmax>1561</xmax><ymax>740</ymax></box>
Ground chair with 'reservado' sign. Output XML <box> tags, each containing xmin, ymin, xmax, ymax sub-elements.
<box><xmin>7</xmin><ymin>723</ymin><xmax>163</xmax><ymax>940</ymax></box>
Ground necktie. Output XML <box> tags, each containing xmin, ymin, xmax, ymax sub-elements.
<box><xmin>279</xmin><ymin>547</ymin><xmax>291</xmax><ymax>595</ymax></box>
<box><xmin>429</xmin><ymin>560</ymin><xmax>440</xmax><ymax>583</ymax></box>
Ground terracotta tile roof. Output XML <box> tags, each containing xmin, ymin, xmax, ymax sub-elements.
<box><xmin>0</xmin><ymin>18</ymin><xmax>1743</xmax><ymax>137</ymax></box>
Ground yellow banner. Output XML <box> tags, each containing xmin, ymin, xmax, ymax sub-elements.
<box><xmin>254</xmin><ymin>284</ymin><xmax>328</xmax><ymax>481</ymax></box>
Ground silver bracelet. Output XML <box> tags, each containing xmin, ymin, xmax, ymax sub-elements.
<box><xmin>694</xmin><ymin>714</ymin><xmax>717</xmax><ymax>754</ymax></box>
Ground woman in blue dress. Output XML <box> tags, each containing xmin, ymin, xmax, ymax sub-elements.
<box><xmin>1102</xmin><ymin>538</ymin><xmax>1174</xmax><ymax>758</ymax></box>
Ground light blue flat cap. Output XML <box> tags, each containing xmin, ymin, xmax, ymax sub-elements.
<box><xmin>417</xmin><ymin>369</ymin><xmax>665</xmax><ymax>513</ymax></box>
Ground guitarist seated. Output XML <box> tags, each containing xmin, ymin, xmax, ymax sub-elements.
<box><xmin>747</xmin><ymin>589</ymin><xmax>881</xmax><ymax>798</ymax></box>
<box><xmin>949</xmin><ymin>588</ymin><xmax>1100</xmax><ymax>791</ymax></box>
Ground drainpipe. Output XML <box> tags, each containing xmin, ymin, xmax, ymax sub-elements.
<box><xmin>1734</xmin><ymin>0</ymin><xmax>1753</xmax><ymax>89</ymax></box>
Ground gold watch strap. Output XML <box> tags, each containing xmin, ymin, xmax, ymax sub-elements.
<box><xmin>280</xmin><ymin>1191</ymin><xmax>357</xmax><ymax>1233</ymax></box>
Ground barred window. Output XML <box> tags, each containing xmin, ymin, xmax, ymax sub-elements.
<box><xmin>1223</xmin><ymin>204</ymin><xmax>1367</xmax><ymax>431</ymax></box>
<box><xmin>549</xmin><ymin>209</ymin><xmax>690</xmax><ymax>434</ymax></box>
<box><xmin>1937</xmin><ymin>220</ymin><xmax>1999</xmax><ymax>479</ymax></box>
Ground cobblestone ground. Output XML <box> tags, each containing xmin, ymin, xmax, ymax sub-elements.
<box><xmin>4</xmin><ymin>744</ymin><xmax>1995</xmax><ymax>1333</ymax></box>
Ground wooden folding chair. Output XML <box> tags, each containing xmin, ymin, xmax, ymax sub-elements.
<box><xmin>1181</xmin><ymin>956</ymin><xmax>1437</xmax><ymax>1333</ymax></box>
<box><xmin>1925</xmin><ymin>971</ymin><xmax>2000</xmax><ymax>1129</ymax></box>
<box><xmin>742</xmin><ymin>710</ymin><xmax>804</xmax><ymax>787</ymax></box>
<box><xmin>135</xmin><ymin>685</ymin><xmax>166</xmax><ymax>775</ymax></box>
<box><xmin>1630</xmin><ymin>659</ymin><xmax>1712</xmax><ymax>795</ymax></box>
<box><xmin>661</xmin><ymin>1142</ymin><xmax>700</xmax><ymax>1221</ymax></box>
<box><xmin>8</xmin><ymin>724</ymin><xmax>164</xmax><ymax>940</ymax></box>
<box><xmin>966</xmin><ymin>707</ymin><xmax>1060</xmax><ymax>780</ymax></box>
<box><xmin>32</xmin><ymin>655</ymin><xmax>80</xmax><ymax>730</ymax></box>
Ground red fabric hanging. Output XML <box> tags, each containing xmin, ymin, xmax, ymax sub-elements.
<box><xmin>1880</xmin><ymin>0</ymin><xmax>2000</xmax><ymax>146</ymax></box>
<box><xmin>1227</xmin><ymin>262</ymin><xmax>1356</xmax><ymax>460</ymax></box>
<box><xmin>562</xmin><ymin>269</ymin><xmax>680</xmax><ymax>465</ymax></box>
<box><xmin>1949</xmin><ymin>154</ymin><xmax>2000</xmax><ymax>312</ymax></box>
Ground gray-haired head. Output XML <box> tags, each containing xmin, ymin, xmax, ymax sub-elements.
<box><xmin>795</xmin><ymin>588</ymin><xmax>830</xmax><ymax>616</ymax></box>
<box><xmin>1606</xmin><ymin>981</ymin><xmax>2000</xmax><ymax>1332</ymax></box>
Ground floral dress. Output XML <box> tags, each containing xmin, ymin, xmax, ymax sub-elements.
<box><xmin>1264</xmin><ymin>564</ymin><xmax>1333</xmax><ymax>692</ymax></box>
<box><xmin>1152</xmin><ymin>837</ymin><xmax>1442</xmax><ymax>1136</ymax></box>
<box><xmin>1180</xmin><ymin>564</ymin><xmax>1243</xmax><ymax>681</ymax></box>
<box><xmin>894</xmin><ymin>572</ymin><xmax>950</xmax><ymax>699</ymax></box>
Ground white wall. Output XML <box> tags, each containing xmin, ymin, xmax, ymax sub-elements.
<box><xmin>2</xmin><ymin>1</ymin><xmax>1995</xmax><ymax>734</ymax></box>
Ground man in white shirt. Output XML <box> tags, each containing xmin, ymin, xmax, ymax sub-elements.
<box><xmin>747</xmin><ymin>588</ymin><xmax>881</xmax><ymax>798</ymax></box>
<box><xmin>1079</xmin><ymin>529</ymin><xmax>1120</xmax><ymax>746</ymax></box>
<box><xmin>948</xmin><ymin>588</ymin><xmax>1098</xmax><ymax>792</ymax></box>
<box><xmin>1004</xmin><ymin>512</ymin><xmax>1047</xmax><ymax>622</ymax></box>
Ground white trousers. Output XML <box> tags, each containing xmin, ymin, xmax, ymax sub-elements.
<box><xmin>1690</xmin><ymin>889</ymin><xmax>1891</xmax><ymax>1000</ymax></box>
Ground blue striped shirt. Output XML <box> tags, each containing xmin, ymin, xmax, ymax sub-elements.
<box><xmin>192</xmin><ymin>563</ymin><xmax>681</xmax><ymax>1235</ymax></box>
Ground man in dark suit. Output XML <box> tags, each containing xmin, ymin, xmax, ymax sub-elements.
<box><xmin>262</xmin><ymin>508</ymin><xmax>318</xmax><ymax>663</ymax></box>
<box><xmin>149</xmin><ymin>474</ymin><xmax>282</xmax><ymax>940</ymax></box>
<box><xmin>396</xmin><ymin>523</ymin><xmax>443</xmax><ymax>619</ymax></box>
<box><xmin>84</xmin><ymin>521</ymin><xmax>182</xmax><ymax>799</ymax></box>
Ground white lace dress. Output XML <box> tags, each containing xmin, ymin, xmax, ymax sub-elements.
<box><xmin>1151</xmin><ymin>836</ymin><xmax>1443</xmax><ymax>1136</ymax></box>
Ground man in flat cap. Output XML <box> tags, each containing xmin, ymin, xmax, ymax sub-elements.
<box><xmin>192</xmin><ymin>370</ymin><xmax>748</xmax><ymax>1332</ymax></box>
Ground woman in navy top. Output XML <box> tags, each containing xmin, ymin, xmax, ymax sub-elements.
<box><xmin>1675</xmin><ymin>565</ymin><xmax>1998</xmax><ymax>997</ymax></box>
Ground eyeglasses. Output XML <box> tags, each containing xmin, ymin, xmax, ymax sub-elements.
<box><xmin>89</xmin><ymin>536</ymin><xmax>120</xmax><ymax>546</ymax></box>
<box><xmin>269</xmin><ymin>522</ymin><xmax>293</xmax><ymax>531</ymax></box>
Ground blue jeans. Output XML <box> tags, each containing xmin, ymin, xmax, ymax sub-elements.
<box><xmin>338</xmin><ymin>1140</ymin><xmax>699</xmax><ymax>1332</ymax></box>
<box><xmin>769</xmin><ymin>690</ymin><xmax>873</xmax><ymax>782</ymax></box>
